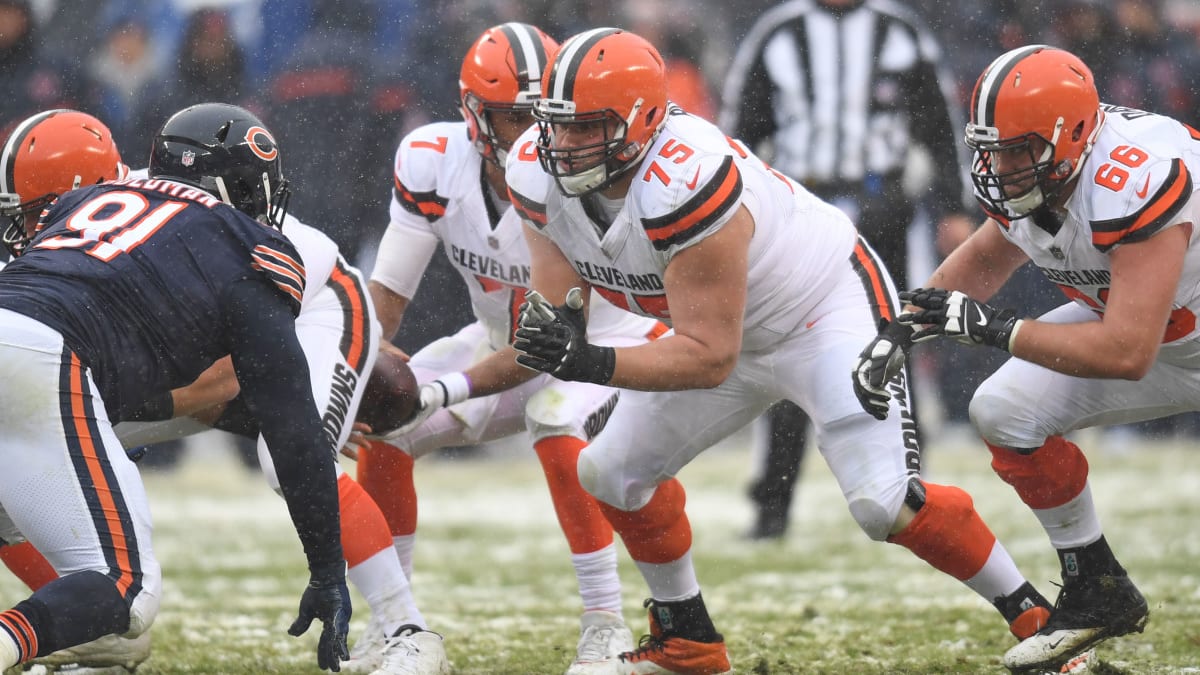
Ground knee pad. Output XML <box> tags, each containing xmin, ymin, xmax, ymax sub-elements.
<box><xmin>846</xmin><ymin>478</ymin><xmax>909</xmax><ymax>541</ymax></box>
<box><xmin>577</xmin><ymin>446</ymin><xmax>655</xmax><ymax>511</ymax></box>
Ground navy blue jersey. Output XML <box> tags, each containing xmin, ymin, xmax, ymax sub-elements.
<box><xmin>0</xmin><ymin>177</ymin><xmax>306</xmax><ymax>420</ymax></box>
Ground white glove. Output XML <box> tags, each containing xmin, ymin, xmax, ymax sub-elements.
<box><xmin>380</xmin><ymin>372</ymin><xmax>471</xmax><ymax>441</ymax></box>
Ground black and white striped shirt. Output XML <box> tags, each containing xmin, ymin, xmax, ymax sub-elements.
<box><xmin>720</xmin><ymin>0</ymin><xmax>969</xmax><ymax>216</ymax></box>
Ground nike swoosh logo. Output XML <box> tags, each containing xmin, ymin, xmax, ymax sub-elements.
<box><xmin>685</xmin><ymin>166</ymin><xmax>702</xmax><ymax>190</ymax></box>
<box><xmin>1045</xmin><ymin>636</ymin><xmax>1067</xmax><ymax>650</ymax></box>
<box><xmin>974</xmin><ymin>306</ymin><xmax>988</xmax><ymax>327</ymax></box>
<box><xmin>1135</xmin><ymin>174</ymin><xmax>1151</xmax><ymax>199</ymax></box>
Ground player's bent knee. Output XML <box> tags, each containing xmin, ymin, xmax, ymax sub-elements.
<box><xmin>576</xmin><ymin>448</ymin><xmax>645</xmax><ymax>511</ymax></box>
<box><xmin>968</xmin><ymin>391</ymin><xmax>1026</xmax><ymax>446</ymax></box>
<box><xmin>847</xmin><ymin>496</ymin><xmax>899</xmax><ymax>541</ymax></box>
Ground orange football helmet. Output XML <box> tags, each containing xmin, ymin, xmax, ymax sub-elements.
<box><xmin>965</xmin><ymin>45</ymin><xmax>1102</xmax><ymax>219</ymax></box>
<box><xmin>459</xmin><ymin>22</ymin><xmax>558</xmax><ymax>167</ymax></box>
<box><xmin>533</xmin><ymin>28</ymin><xmax>669</xmax><ymax>196</ymax></box>
<box><xmin>1</xmin><ymin>109</ymin><xmax>127</xmax><ymax>256</ymax></box>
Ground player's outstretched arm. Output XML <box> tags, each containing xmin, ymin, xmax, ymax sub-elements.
<box><xmin>222</xmin><ymin>277</ymin><xmax>350</xmax><ymax>671</ymax></box>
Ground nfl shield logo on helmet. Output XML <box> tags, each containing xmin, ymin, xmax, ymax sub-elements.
<box><xmin>181</xmin><ymin>150</ymin><xmax>195</xmax><ymax>167</ymax></box>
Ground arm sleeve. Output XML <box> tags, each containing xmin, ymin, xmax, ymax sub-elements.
<box><xmin>221</xmin><ymin>277</ymin><xmax>344</xmax><ymax>575</ymax></box>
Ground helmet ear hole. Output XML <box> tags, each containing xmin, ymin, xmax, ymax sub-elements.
<box><xmin>1071</xmin><ymin>121</ymin><xmax>1085</xmax><ymax>143</ymax></box>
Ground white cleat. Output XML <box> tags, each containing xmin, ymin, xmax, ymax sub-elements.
<box><xmin>566</xmin><ymin>610</ymin><xmax>635</xmax><ymax>675</ymax></box>
<box><xmin>33</xmin><ymin>632</ymin><xmax>151</xmax><ymax>671</ymax></box>
<box><xmin>340</xmin><ymin>612</ymin><xmax>390</xmax><ymax>673</ymax></box>
<box><xmin>369</xmin><ymin>625</ymin><xmax>450</xmax><ymax>675</ymax></box>
<box><xmin>1055</xmin><ymin>648</ymin><xmax>1098</xmax><ymax>674</ymax></box>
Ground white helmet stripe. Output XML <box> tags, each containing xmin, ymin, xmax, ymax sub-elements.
<box><xmin>973</xmin><ymin>44</ymin><xmax>1047</xmax><ymax>128</ymax></box>
<box><xmin>547</xmin><ymin>27</ymin><xmax>618</xmax><ymax>101</ymax></box>
<box><xmin>499</xmin><ymin>23</ymin><xmax>545</xmax><ymax>97</ymax></box>
<box><xmin>1</xmin><ymin>109</ymin><xmax>70</xmax><ymax>195</ymax></box>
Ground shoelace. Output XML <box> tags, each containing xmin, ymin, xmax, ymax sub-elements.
<box><xmin>619</xmin><ymin>634</ymin><xmax>667</xmax><ymax>663</ymax></box>
<box><xmin>576</xmin><ymin>625</ymin><xmax>617</xmax><ymax>662</ymax></box>
<box><xmin>379</xmin><ymin>630</ymin><xmax>425</xmax><ymax>675</ymax></box>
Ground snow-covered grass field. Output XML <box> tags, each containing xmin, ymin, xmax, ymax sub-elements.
<box><xmin>10</xmin><ymin>427</ymin><xmax>1199</xmax><ymax>674</ymax></box>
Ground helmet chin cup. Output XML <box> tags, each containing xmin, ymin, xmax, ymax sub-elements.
<box><xmin>1004</xmin><ymin>185</ymin><xmax>1046</xmax><ymax>217</ymax></box>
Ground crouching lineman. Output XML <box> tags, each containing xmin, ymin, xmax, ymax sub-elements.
<box><xmin>0</xmin><ymin>107</ymin><xmax>349</xmax><ymax>671</ymax></box>
<box><xmin>360</xmin><ymin>23</ymin><xmax>662</xmax><ymax>675</ymax></box>
<box><xmin>858</xmin><ymin>45</ymin><xmax>1183</xmax><ymax>671</ymax></box>
<box><xmin>507</xmin><ymin>28</ymin><xmax>1054</xmax><ymax>674</ymax></box>
<box><xmin>0</xmin><ymin>105</ymin><xmax>448</xmax><ymax>675</ymax></box>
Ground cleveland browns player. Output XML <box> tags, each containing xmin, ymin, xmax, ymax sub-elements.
<box><xmin>0</xmin><ymin>105</ymin><xmax>348</xmax><ymax>672</ymax></box>
<box><xmin>361</xmin><ymin>22</ymin><xmax>665</xmax><ymax>675</ymax></box>
<box><xmin>0</xmin><ymin>106</ymin><xmax>448</xmax><ymax>675</ymax></box>
<box><xmin>508</xmin><ymin>28</ymin><xmax>1055</xmax><ymax>675</ymax></box>
<box><xmin>858</xmin><ymin>45</ymin><xmax>1179</xmax><ymax>671</ymax></box>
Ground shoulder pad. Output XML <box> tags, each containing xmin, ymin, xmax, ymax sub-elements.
<box><xmin>637</xmin><ymin>151</ymin><xmax>742</xmax><ymax>252</ymax></box>
<box><xmin>1089</xmin><ymin>156</ymin><xmax>1191</xmax><ymax>252</ymax></box>
<box><xmin>393</xmin><ymin>122</ymin><xmax>463</xmax><ymax>223</ymax></box>
<box><xmin>505</xmin><ymin>127</ymin><xmax>552</xmax><ymax>229</ymax></box>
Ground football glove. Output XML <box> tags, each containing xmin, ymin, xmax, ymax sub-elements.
<box><xmin>513</xmin><ymin>287</ymin><xmax>616</xmax><ymax>385</ymax></box>
<box><xmin>288</xmin><ymin>566</ymin><xmax>351</xmax><ymax>672</ymax></box>
<box><xmin>380</xmin><ymin>373</ymin><xmax>471</xmax><ymax>441</ymax></box>
<box><xmin>899</xmin><ymin>288</ymin><xmax>1022</xmax><ymax>351</ymax></box>
<box><xmin>852</xmin><ymin>317</ymin><xmax>913</xmax><ymax>421</ymax></box>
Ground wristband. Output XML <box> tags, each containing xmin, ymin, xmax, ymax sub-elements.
<box><xmin>436</xmin><ymin>371</ymin><xmax>472</xmax><ymax>406</ymax></box>
<box><xmin>1006</xmin><ymin>319</ymin><xmax>1024</xmax><ymax>353</ymax></box>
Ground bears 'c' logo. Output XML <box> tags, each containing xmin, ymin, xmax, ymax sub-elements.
<box><xmin>244</xmin><ymin>126</ymin><xmax>278</xmax><ymax>161</ymax></box>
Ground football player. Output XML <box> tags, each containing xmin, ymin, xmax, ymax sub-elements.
<box><xmin>0</xmin><ymin>106</ymin><xmax>448</xmax><ymax>675</ymax></box>
<box><xmin>857</xmin><ymin>45</ymin><xmax>1182</xmax><ymax>671</ymax></box>
<box><xmin>508</xmin><ymin>28</ymin><xmax>1054</xmax><ymax>675</ymax></box>
<box><xmin>361</xmin><ymin>22</ymin><xmax>664</xmax><ymax>675</ymax></box>
<box><xmin>0</xmin><ymin>105</ymin><xmax>349</xmax><ymax>672</ymax></box>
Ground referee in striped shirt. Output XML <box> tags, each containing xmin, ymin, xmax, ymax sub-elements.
<box><xmin>720</xmin><ymin>0</ymin><xmax>973</xmax><ymax>539</ymax></box>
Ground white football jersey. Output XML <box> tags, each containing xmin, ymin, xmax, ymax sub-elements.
<box><xmin>372</xmin><ymin>121</ymin><xmax>657</xmax><ymax>350</ymax></box>
<box><xmin>505</xmin><ymin>107</ymin><xmax>859</xmax><ymax>351</ymax></box>
<box><xmin>995</xmin><ymin>105</ymin><xmax>1200</xmax><ymax>363</ymax></box>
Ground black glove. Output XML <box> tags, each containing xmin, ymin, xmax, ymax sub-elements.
<box><xmin>288</xmin><ymin>564</ymin><xmax>351</xmax><ymax>672</ymax></box>
<box><xmin>852</xmin><ymin>317</ymin><xmax>914</xmax><ymax>420</ymax></box>
<box><xmin>899</xmin><ymin>288</ymin><xmax>1021</xmax><ymax>351</ymax></box>
<box><xmin>513</xmin><ymin>287</ymin><xmax>616</xmax><ymax>384</ymax></box>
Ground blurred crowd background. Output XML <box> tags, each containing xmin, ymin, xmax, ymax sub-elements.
<box><xmin>3</xmin><ymin>0</ymin><xmax>1200</xmax><ymax>463</ymax></box>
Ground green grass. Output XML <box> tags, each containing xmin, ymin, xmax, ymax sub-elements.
<box><xmin>9</xmin><ymin>429</ymin><xmax>1200</xmax><ymax>674</ymax></box>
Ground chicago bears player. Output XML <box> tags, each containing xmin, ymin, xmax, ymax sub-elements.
<box><xmin>856</xmin><ymin>45</ymin><xmax>1186</xmax><ymax>671</ymax></box>
<box><xmin>508</xmin><ymin>28</ymin><xmax>1055</xmax><ymax>675</ymax></box>
<box><xmin>0</xmin><ymin>105</ymin><xmax>448</xmax><ymax>675</ymax></box>
<box><xmin>362</xmin><ymin>22</ymin><xmax>664</xmax><ymax>674</ymax></box>
<box><xmin>0</xmin><ymin>106</ymin><xmax>350</xmax><ymax>671</ymax></box>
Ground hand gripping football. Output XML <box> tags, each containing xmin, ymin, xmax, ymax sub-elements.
<box><xmin>356</xmin><ymin>349</ymin><xmax>419</xmax><ymax>434</ymax></box>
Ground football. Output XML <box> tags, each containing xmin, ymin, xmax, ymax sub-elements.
<box><xmin>356</xmin><ymin>349</ymin><xmax>419</xmax><ymax>434</ymax></box>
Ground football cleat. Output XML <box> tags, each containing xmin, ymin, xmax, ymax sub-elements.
<box><xmin>566</xmin><ymin>610</ymin><xmax>635</xmax><ymax>675</ymax></box>
<box><xmin>610</xmin><ymin>600</ymin><xmax>730</xmax><ymax>675</ymax></box>
<box><xmin>32</xmin><ymin>632</ymin><xmax>150</xmax><ymax>671</ymax></box>
<box><xmin>1003</xmin><ymin>573</ymin><xmax>1148</xmax><ymax>672</ymax></box>
<box><xmin>1057</xmin><ymin>648</ymin><xmax>1097</xmax><ymax>674</ymax></box>
<box><xmin>369</xmin><ymin>625</ymin><xmax>450</xmax><ymax>675</ymax></box>
<box><xmin>340</xmin><ymin>612</ymin><xmax>389</xmax><ymax>673</ymax></box>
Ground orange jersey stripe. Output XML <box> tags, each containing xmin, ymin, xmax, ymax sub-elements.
<box><xmin>643</xmin><ymin>157</ymin><xmax>741</xmax><ymax>248</ymax></box>
<box><xmin>67</xmin><ymin>356</ymin><xmax>135</xmax><ymax>598</ymax></box>
<box><xmin>327</xmin><ymin>265</ymin><xmax>367</xmax><ymax>372</ymax></box>
<box><xmin>852</xmin><ymin>241</ymin><xmax>893</xmax><ymax>322</ymax></box>
<box><xmin>394</xmin><ymin>177</ymin><xmax>448</xmax><ymax>221</ymax></box>
<box><xmin>1092</xmin><ymin>159</ymin><xmax>1191</xmax><ymax>250</ymax></box>
<box><xmin>508</xmin><ymin>187</ymin><xmax>548</xmax><ymax>228</ymax></box>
